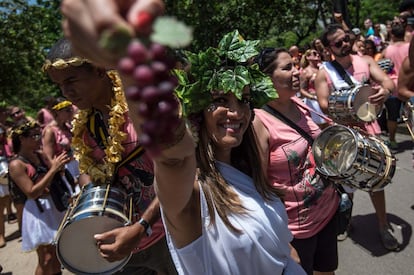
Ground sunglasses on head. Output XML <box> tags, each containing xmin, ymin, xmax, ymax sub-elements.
<box><xmin>331</xmin><ymin>35</ymin><xmax>350</xmax><ymax>48</ymax></box>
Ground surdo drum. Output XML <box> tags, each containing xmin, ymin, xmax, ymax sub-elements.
<box><xmin>312</xmin><ymin>125</ymin><xmax>396</xmax><ymax>192</ymax></box>
<box><xmin>55</xmin><ymin>184</ymin><xmax>132</xmax><ymax>275</ymax></box>
<box><xmin>328</xmin><ymin>85</ymin><xmax>382</xmax><ymax>123</ymax></box>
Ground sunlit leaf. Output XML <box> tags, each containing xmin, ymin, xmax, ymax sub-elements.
<box><xmin>150</xmin><ymin>16</ymin><xmax>193</xmax><ymax>48</ymax></box>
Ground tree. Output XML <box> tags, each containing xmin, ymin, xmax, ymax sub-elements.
<box><xmin>0</xmin><ymin>0</ymin><xmax>402</xmax><ymax>117</ymax></box>
<box><xmin>0</xmin><ymin>0</ymin><xmax>62</xmax><ymax>115</ymax></box>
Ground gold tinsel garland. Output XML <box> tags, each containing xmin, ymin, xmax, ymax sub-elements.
<box><xmin>71</xmin><ymin>70</ymin><xmax>128</xmax><ymax>184</ymax></box>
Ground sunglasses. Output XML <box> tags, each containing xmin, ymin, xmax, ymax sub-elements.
<box><xmin>309</xmin><ymin>51</ymin><xmax>319</xmax><ymax>57</ymax></box>
<box><xmin>331</xmin><ymin>35</ymin><xmax>350</xmax><ymax>48</ymax></box>
<box><xmin>11</xmin><ymin>110</ymin><xmax>22</xmax><ymax>117</ymax></box>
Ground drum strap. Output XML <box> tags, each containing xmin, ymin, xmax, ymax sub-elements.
<box><xmin>114</xmin><ymin>145</ymin><xmax>145</xmax><ymax>172</ymax></box>
<box><xmin>86</xmin><ymin>109</ymin><xmax>110</xmax><ymax>150</ymax></box>
<box><xmin>330</xmin><ymin>60</ymin><xmax>355</xmax><ymax>87</ymax></box>
<box><xmin>262</xmin><ymin>104</ymin><xmax>314</xmax><ymax>145</ymax></box>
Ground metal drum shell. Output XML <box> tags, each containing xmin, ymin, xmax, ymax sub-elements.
<box><xmin>55</xmin><ymin>185</ymin><xmax>131</xmax><ymax>275</ymax></box>
<box><xmin>312</xmin><ymin>125</ymin><xmax>396</xmax><ymax>192</ymax></box>
<box><xmin>328</xmin><ymin>85</ymin><xmax>381</xmax><ymax>123</ymax></box>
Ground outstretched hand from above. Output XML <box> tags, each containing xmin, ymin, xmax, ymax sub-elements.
<box><xmin>60</xmin><ymin>0</ymin><xmax>165</xmax><ymax>68</ymax></box>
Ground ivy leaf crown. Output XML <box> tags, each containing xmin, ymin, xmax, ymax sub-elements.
<box><xmin>174</xmin><ymin>30</ymin><xmax>278</xmax><ymax>117</ymax></box>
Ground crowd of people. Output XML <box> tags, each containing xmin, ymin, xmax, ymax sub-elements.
<box><xmin>1</xmin><ymin>0</ymin><xmax>414</xmax><ymax>274</ymax></box>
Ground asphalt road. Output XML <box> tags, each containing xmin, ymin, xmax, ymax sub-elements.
<box><xmin>336</xmin><ymin>125</ymin><xmax>414</xmax><ymax>275</ymax></box>
<box><xmin>0</xmin><ymin>124</ymin><xmax>413</xmax><ymax>275</ymax></box>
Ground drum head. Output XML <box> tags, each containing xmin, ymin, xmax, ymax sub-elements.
<box><xmin>353</xmin><ymin>85</ymin><xmax>382</xmax><ymax>122</ymax></box>
<box><xmin>56</xmin><ymin>213</ymin><xmax>130</xmax><ymax>275</ymax></box>
<box><xmin>312</xmin><ymin>125</ymin><xmax>358</xmax><ymax>177</ymax></box>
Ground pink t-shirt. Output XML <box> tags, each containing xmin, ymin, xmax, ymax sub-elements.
<box><xmin>383</xmin><ymin>43</ymin><xmax>409</xmax><ymax>76</ymax></box>
<box><xmin>384</xmin><ymin>42</ymin><xmax>409</xmax><ymax>93</ymax></box>
<box><xmin>38</xmin><ymin>108</ymin><xmax>55</xmax><ymax>128</ymax></box>
<box><xmin>255</xmin><ymin>97</ymin><xmax>339</xmax><ymax>239</ymax></box>
<box><xmin>43</xmin><ymin>125</ymin><xmax>72</xmax><ymax>156</ymax></box>
<box><xmin>83</xmin><ymin>111</ymin><xmax>164</xmax><ymax>251</ymax></box>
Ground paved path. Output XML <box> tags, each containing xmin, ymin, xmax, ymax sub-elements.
<box><xmin>1</xmin><ymin>124</ymin><xmax>413</xmax><ymax>274</ymax></box>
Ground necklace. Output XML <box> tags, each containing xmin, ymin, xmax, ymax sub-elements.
<box><xmin>71</xmin><ymin>71</ymin><xmax>128</xmax><ymax>184</ymax></box>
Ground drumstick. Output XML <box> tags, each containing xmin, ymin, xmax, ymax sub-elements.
<box><xmin>401</xmin><ymin>114</ymin><xmax>414</xmax><ymax>140</ymax></box>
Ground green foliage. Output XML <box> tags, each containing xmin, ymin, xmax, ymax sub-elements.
<box><xmin>0</xmin><ymin>0</ymin><xmax>403</xmax><ymax>117</ymax></box>
<box><xmin>0</xmin><ymin>0</ymin><xmax>62</xmax><ymax>114</ymax></box>
<box><xmin>174</xmin><ymin>30</ymin><xmax>277</xmax><ymax>116</ymax></box>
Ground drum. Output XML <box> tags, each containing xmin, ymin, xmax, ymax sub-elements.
<box><xmin>312</xmin><ymin>125</ymin><xmax>396</xmax><ymax>192</ymax></box>
<box><xmin>328</xmin><ymin>85</ymin><xmax>382</xmax><ymax>123</ymax></box>
<box><xmin>401</xmin><ymin>97</ymin><xmax>414</xmax><ymax>140</ymax></box>
<box><xmin>55</xmin><ymin>184</ymin><xmax>132</xmax><ymax>275</ymax></box>
<box><xmin>0</xmin><ymin>156</ymin><xmax>8</xmax><ymax>185</ymax></box>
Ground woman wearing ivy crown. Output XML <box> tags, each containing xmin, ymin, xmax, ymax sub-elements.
<box><xmin>162</xmin><ymin>32</ymin><xmax>306</xmax><ymax>274</ymax></box>
<box><xmin>61</xmin><ymin>6</ymin><xmax>307</xmax><ymax>271</ymax></box>
<box><xmin>43</xmin><ymin>38</ymin><xmax>177</xmax><ymax>274</ymax></box>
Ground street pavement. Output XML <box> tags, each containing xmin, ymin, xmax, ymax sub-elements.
<box><xmin>0</xmin><ymin>124</ymin><xmax>413</xmax><ymax>274</ymax></box>
<box><xmin>336</xmin><ymin>124</ymin><xmax>414</xmax><ymax>275</ymax></box>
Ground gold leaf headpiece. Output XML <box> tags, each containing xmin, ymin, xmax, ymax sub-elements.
<box><xmin>11</xmin><ymin>121</ymin><xmax>39</xmax><ymax>137</ymax></box>
<box><xmin>42</xmin><ymin>57</ymin><xmax>91</xmax><ymax>72</ymax></box>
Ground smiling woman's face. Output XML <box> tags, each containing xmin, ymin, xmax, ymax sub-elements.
<box><xmin>203</xmin><ymin>89</ymin><xmax>251</xmax><ymax>152</ymax></box>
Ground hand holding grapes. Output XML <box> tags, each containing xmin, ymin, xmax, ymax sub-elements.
<box><xmin>61</xmin><ymin>0</ymin><xmax>165</xmax><ymax>68</ymax></box>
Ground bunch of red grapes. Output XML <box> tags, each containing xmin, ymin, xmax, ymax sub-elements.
<box><xmin>118</xmin><ymin>39</ymin><xmax>180</xmax><ymax>154</ymax></box>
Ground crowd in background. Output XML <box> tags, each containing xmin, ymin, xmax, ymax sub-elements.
<box><xmin>1</xmin><ymin>0</ymin><xmax>414</xmax><ymax>274</ymax></box>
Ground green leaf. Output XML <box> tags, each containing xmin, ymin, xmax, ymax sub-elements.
<box><xmin>151</xmin><ymin>16</ymin><xmax>193</xmax><ymax>48</ymax></box>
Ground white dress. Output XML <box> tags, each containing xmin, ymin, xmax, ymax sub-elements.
<box><xmin>162</xmin><ymin>161</ymin><xmax>306</xmax><ymax>275</ymax></box>
<box><xmin>21</xmin><ymin>195</ymin><xmax>65</xmax><ymax>252</ymax></box>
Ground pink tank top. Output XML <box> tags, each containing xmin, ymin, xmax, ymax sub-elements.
<box><xmin>255</xmin><ymin>97</ymin><xmax>339</xmax><ymax>239</ymax></box>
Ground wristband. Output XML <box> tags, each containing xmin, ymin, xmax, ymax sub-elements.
<box><xmin>138</xmin><ymin>218</ymin><xmax>152</xmax><ymax>236</ymax></box>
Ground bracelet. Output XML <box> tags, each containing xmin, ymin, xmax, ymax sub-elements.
<box><xmin>137</xmin><ymin>218</ymin><xmax>152</xmax><ymax>236</ymax></box>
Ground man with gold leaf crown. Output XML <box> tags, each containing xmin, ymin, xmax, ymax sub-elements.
<box><xmin>42</xmin><ymin>37</ymin><xmax>177</xmax><ymax>274</ymax></box>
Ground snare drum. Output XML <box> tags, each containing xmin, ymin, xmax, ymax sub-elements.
<box><xmin>0</xmin><ymin>156</ymin><xmax>8</xmax><ymax>185</ymax></box>
<box><xmin>328</xmin><ymin>85</ymin><xmax>382</xmax><ymax>123</ymax></box>
<box><xmin>55</xmin><ymin>184</ymin><xmax>132</xmax><ymax>275</ymax></box>
<box><xmin>312</xmin><ymin>125</ymin><xmax>396</xmax><ymax>192</ymax></box>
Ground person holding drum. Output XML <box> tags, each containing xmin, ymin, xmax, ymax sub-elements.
<box><xmin>43</xmin><ymin>37</ymin><xmax>177</xmax><ymax>274</ymax></box>
<box><xmin>254</xmin><ymin>47</ymin><xmax>340</xmax><ymax>275</ymax></box>
<box><xmin>8</xmin><ymin>121</ymin><xmax>70</xmax><ymax>275</ymax></box>
<box><xmin>314</xmin><ymin>23</ymin><xmax>398</xmax><ymax>251</ymax></box>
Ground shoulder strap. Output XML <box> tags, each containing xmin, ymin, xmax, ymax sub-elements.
<box><xmin>330</xmin><ymin>60</ymin><xmax>355</xmax><ymax>87</ymax></box>
<box><xmin>292</xmin><ymin>97</ymin><xmax>334</xmax><ymax>124</ymax></box>
<box><xmin>86</xmin><ymin>110</ymin><xmax>110</xmax><ymax>150</ymax></box>
<box><xmin>114</xmin><ymin>145</ymin><xmax>145</xmax><ymax>172</ymax></box>
<box><xmin>262</xmin><ymin>104</ymin><xmax>314</xmax><ymax>145</ymax></box>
